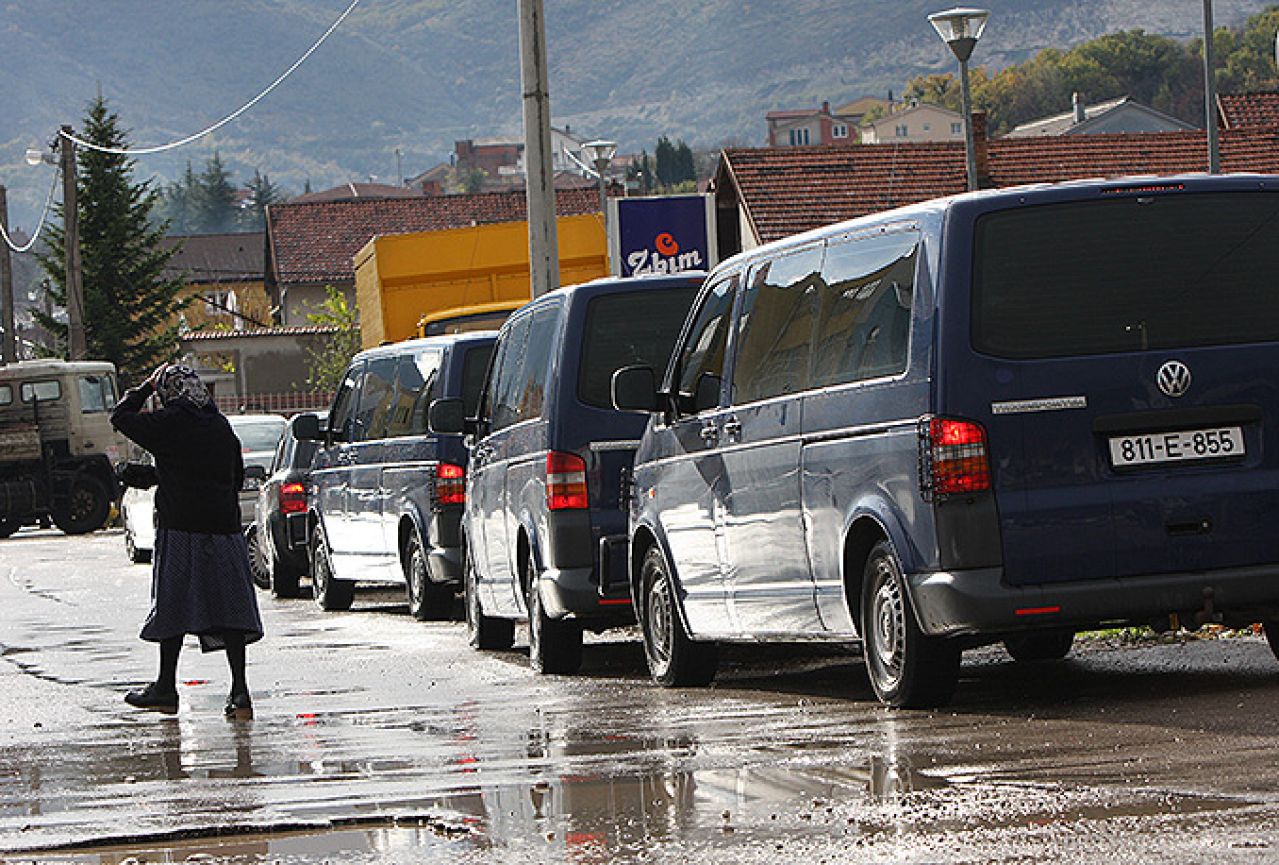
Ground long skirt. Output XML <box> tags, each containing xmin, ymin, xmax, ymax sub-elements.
<box><xmin>140</xmin><ymin>528</ymin><xmax>265</xmax><ymax>652</ymax></box>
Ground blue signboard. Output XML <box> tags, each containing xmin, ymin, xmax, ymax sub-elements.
<box><xmin>610</xmin><ymin>195</ymin><xmax>715</xmax><ymax>278</ymax></box>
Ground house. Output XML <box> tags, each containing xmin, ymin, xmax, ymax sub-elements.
<box><xmin>1217</xmin><ymin>91</ymin><xmax>1279</xmax><ymax>129</ymax></box>
<box><xmin>1005</xmin><ymin>94</ymin><xmax>1194</xmax><ymax>138</ymax></box>
<box><xmin>289</xmin><ymin>182</ymin><xmax>421</xmax><ymax>204</ymax></box>
<box><xmin>178</xmin><ymin>324</ymin><xmax>339</xmax><ymax>411</ymax></box>
<box><xmin>161</xmin><ymin>232</ymin><xmax>269</xmax><ymax>331</ymax></box>
<box><xmin>264</xmin><ymin>187</ymin><xmax>603</xmax><ymax>327</ymax></box>
<box><xmin>711</xmin><ymin>118</ymin><xmax>1279</xmax><ymax>254</ymax></box>
<box><xmin>765</xmin><ymin>101</ymin><xmax>858</xmax><ymax>147</ymax></box>
<box><xmin>859</xmin><ymin>102</ymin><xmax>965</xmax><ymax>144</ymax></box>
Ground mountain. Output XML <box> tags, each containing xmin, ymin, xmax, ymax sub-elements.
<box><xmin>0</xmin><ymin>0</ymin><xmax>1273</xmax><ymax>227</ymax></box>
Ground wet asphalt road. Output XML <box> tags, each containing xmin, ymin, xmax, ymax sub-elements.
<box><xmin>2</xmin><ymin>529</ymin><xmax>1279</xmax><ymax>864</ymax></box>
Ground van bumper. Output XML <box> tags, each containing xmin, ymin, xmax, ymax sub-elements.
<box><xmin>908</xmin><ymin>564</ymin><xmax>1279</xmax><ymax>638</ymax></box>
<box><xmin>538</xmin><ymin>567</ymin><xmax>634</xmax><ymax>623</ymax></box>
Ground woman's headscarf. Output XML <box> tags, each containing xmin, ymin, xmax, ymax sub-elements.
<box><xmin>154</xmin><ymin>364</ymin><xmax>212</xmax><ymax>411</ymax></box>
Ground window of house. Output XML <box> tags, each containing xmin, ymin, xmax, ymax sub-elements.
<box><xmin>951</xmin><ymin>122</ymin><xmax>962</xmax><ymax>135</ymax></box>
<box><xmin>789</xmin><ymin>128</ymin><xmax>811</xmax><ymax>146</ymax></box>
<box><xmin>895</xmin><ymin>124</ymin><xmax>909</xmax><ymax>137</ymax></box>
<box><xmin>923</xmin><ymin>123</ymin><xmax>932</xmax><ymax>132</ymax></box>
<box><xmin>832</xmin><ymin>123</ymin><xmax>848</xmax><ymax>139</ymax></box>
<box><xmin>732</xmin><ymin>247</ymin><xmax>823</xmax><ymax>404</ymax></box>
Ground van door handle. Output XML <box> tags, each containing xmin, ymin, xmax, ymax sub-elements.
<box><xmin>722</xmin><ymin>417</ymin><xmax>742</xmax><ymax>441</ymax></box>
<box><xmin>699</xmin><ymin>421</ymin><xmax>719</xmax><ymax>445</ymax></box>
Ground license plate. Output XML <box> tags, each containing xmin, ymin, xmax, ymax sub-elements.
<box><xmin>1109</xmin><ymin>426</ymin><xmax>1244</xmax><ymax>467</ymax></box>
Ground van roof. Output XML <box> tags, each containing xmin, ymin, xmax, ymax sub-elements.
<box><xmin>712</xmin><ymin>172</ymin><xmax>1279</xmax><ymax>275</ymax></box>
<box><xmin>0</xmin><ymin>359</ymin><xmax>117</xmax><ymax>381</ymax></box>
<box><xmin>541</xmin><ymin>271</ymin><xmax>707</xmax><ymax>303</ymax></box>
<box><xmin>352</xmin><ymin>330</ymin><xmax>498</xmax><ymax>363</ymax></box>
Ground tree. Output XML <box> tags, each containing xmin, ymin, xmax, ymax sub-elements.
<box><xmin>654</xmin><ymin>136</ymin><xmax>677</xmax><ymax>187</ymax></box>
<box><xmin>155</xmin><ymin>161</ymin><xmax>199</xmax><ymax>234</ymax></box>
<box><xmin>304</xmin><ymin>286</ymin><xmax>361</xmax><ymax>393</ymax></box>
<box><xmin>34</xmin><ymin>95</ymin><xmax>187</xmax><ymax>386</ymax></box>
<box><xmin>654</xmin><ymin>136</ymin><xmax>696</xmax><ymax>190</ymax></box>
<box><xmin>193</xmin><ymin>152</ymin><xmax>239</xmax><ymax>234</ymax></box>
<box><xmin>242</xmin><ymin>169</ymin><xmax>287</xmax><ymax>231</ymax></box>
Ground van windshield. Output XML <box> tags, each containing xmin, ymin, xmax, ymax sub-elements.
<box><xmin>578</xmin><ymin>287</ymin><xmax>698</xmax><ymax>409</ymax></box>
<box><xmin>972</xmin><ymin>191</ymin><xmax>1279</xmax><ymax>359</ymax></box>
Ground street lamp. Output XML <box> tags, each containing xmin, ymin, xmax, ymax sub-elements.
<box><xmin>582</xmin><ymin>139</ymin><xmax>617</xmax><ymax>267</ymax></box>
<box><xmin>928</xmin><ymin>7</ymin><xmax>989</xmax><ymax>192</ymax></box>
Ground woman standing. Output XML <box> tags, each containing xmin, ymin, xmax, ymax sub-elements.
<box><xmin>111</xmin><ymin>364</ymin><xmax>263</xmax><ymax>718</ymax></box>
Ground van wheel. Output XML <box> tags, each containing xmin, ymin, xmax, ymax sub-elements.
<box><xmin>311</xmin><ymin>528</ymin><xmax>354</xmax><ymax>611</ymax></box>
<box><xmin>246</xmin><ymin>524</ymin><xmax>271</xmax><ymax>590</ymax></box>
<box><xmin>861</xmin><ymin>540</ymin><xmax>960</xmax><ymax>708</ymax></box>
<box><xmin>526</xmin><ymin>556</ymin><xmax>582</xmax><ymax>675</ymax></box>
<box><xmin>1004</xmin><ymin>630</ymin><xmax>1074</xmax><ymax>662</ymax></box>
<box><xmin>405</xmin><ymin>530</ymin><xmax>453</xmax><ymax>621</ymax></box>
<box><xmin>52</xmin><ymin>475</ymin><xmax>110</xmax><ymax>535</ymax></box>
<box><xmin>640</xmin><ymin>545</ymin><xmax>718</xmax><ymax>687</ymax></box>
<box><xmin>464</xmin><ymin>546</ymin><xmax>514</xmax><ymax>650</ymax></box>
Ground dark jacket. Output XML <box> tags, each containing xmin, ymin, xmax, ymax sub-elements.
<box><xmin>111</xmin><ymin>383</ymin><xmax>244</xmax><ymax>535</ymax></box>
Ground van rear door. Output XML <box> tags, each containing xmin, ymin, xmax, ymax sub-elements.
<box><xmin>944</xmin><ymin>186</ymin><xmax>1279</xmax><ymax>587</ymax></box>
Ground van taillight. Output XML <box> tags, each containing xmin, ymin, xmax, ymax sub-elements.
<box><xmin>547</xmin><ymin>451</ymin><xmax>589</xmax><ymax>511</ymax></box>
<box><xmin>435</xmin><ymin>463</ymin><xmax>466</xmax><ymax>506</ymax></box>
<box><xmin>280</xmin><ymin>482</ymin><xmax>308</xmax><ymax>515</ymax></box>
<box><xmin>923</xmin><ymin>417</ymin><xmax>991</xmax><ymax>497</ymax></box>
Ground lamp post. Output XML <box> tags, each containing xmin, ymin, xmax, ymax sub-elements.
<box><xmin>928</xmin><ymin>7</ymin><xmax>989</xmax><ymax>192</ymax></box>
<box><xmin>582</xmin><ymin>139</ymin><xmax>617</xmax><ymax>267</ymax></box>
<box><xmin>26</xmin><ymin>129</ymin><xmax>86</xmax><ymax>360</ymax></box>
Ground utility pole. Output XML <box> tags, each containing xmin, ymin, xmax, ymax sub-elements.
<box><xmin>518</xmin><ymin>0</ymin><xmax>559</xmax><ymax>299</ymax></box>
<box><xmin>60</xmin><ymin>127</ymin><xmax>87</xmax><ymax>360</ymax></box>
<box><xmin>0</xmin><ymin>186</ymin><xmax>15</xmax><ymax>363</ymax></box>
<box><xmin>1203</xmin><ymin>0</ymin><xmax>1221</xmax><ymax>173</ymax></box>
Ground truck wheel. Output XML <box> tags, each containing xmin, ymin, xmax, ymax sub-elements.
<box><xmin>526</xmin><ymin>555</ymin><xmax>582</xmax><ymax>675</ymax></box>
<box><xmin>405</xmin><ymin>530</ymin><xmax>454</xmax><ymax>621</ymax></box>
<box><xmin>861</xmin><ymin>540</ymin><xmax>960</xmax><ymax>709</ymax></box>
<box><xmin>1004</xmin><ymin>630</ymin><xmax>1074</xmax><ymax>662</ymax></box>
<box><xmin>53</xmin><ymin>475</ymin><xmax>111</xmax><ymax>535</ymax></box>
<box><xmin>310</xmin><ymin>528</ymin><xmax>354</xmax><ymax>612</ymax></box>
<box><xmin>464</xmin><ymin>546</ymin><xmax>514</xmax><ymax>650</ymax></box>
<box><xmin>640</xmin><ymin>544</ymin><xmax>718</xmax><ymax>687</ymax></box>
<box><xmin>0</xmin><ymin>519</ymin><xmax>19</xmax><ymax>539</ymax></box>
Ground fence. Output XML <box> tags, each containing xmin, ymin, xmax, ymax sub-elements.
<box><xmin>216</xmin><ymin>391</ymin><xmax>334</xmax><ymax>416</ymax></box>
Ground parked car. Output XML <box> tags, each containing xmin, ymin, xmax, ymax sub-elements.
<box><xmin>301</xmin><ymin>333</ymin><xmax>497</xmax><ymax>617</ymax></box>
<box><xmin>431</xmin><ymin>273</ymin><xmax>704</xmax><ymax>673</ymax></box>
<box><xmin>120</xmin><ymin>412</ymin><xmax>285</xmax><ymax>564</ymax></box>
<box><xmin>247</xmin><ymin>411</ymin><xmax>327</xmax><ymax>598</ymax></box>
<box><xmin>616</xmin><ymin>174</ymin><xmax>1279</xmax><ymax>708</ymax></box>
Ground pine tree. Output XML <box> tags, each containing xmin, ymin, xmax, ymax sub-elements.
<box><xmin>34</xmin><ymin>96</ymin><xmax>187</xmax><ymax>386</ymax></box>
<box><xmin>242</xmin><ymin>169</ymin><xmax>286</xmax><ymax>231</ymax></box>
<box><xmin>156</xmin><ymin>161</ymin><xmax>199</xmax><ymax>234</ymax></box>
<box><xmin>654</xmin><ymin>136</ymin><xmax>677</xmax><ymax>188</ymax></box>
<box><xmin>194</xmin><ymin>152</ymin><xmax>238</xmax><ymax>233</ymax></box>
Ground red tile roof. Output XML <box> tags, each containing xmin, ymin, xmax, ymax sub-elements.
<box><xmin>266</xmin><ymin>188</ymin><xmax>601</xmax><ymax>285</ymax></box>
<box><xmin>1218</xmin><ymin>92</ymin><xmax>1279</xmax><ymax>130</ymax></box>
<box><xmin>719</xmin><ymin>128</ymin><xmax>1279</xmax><ymax>244</ymax></box>
<box><xmin>180</xmin><ymin>324</ymin><xmax>340</xmax><ymax>341</ymax></box>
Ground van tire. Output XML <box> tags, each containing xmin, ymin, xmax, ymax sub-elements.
<box><xmin>1004</xmin><ymin>630</ymin><xmax>1074</xmax><ymax>662</ymax></box>
<box><xmin>311</xmin><ymin>527</ymin><xmax>354</xmax><ymax>612</ymax></box>
<box><xmin>405</xmin><ymin>530</ymin><xmax>454</xmax><ymax>621</ymax></box>
<box><xmin>640</xmin><ymin>545</ymin><xmax>718</xmax><ymax>687</ymax></box>
<box><xmin>861</xmin><ymin>540</ymin><xmax>959</xmax><ymax>708</ymax></box>
<box><xmin>52</xmin><ymin>474</ymin><xmax>110</xmax><ymax>535</ymax></box>
<box><xmin>526</xmin><ymin>556</ymin><xmax>582</xmax><ymax>675</ymax></box>
<box><xmin>246</xmin><ymin>524</ymin><xmax>271</xmax><ymax>590</ymax></box>
<box><xmin>464</xmin><ymin>548</ymin><xmax>514</xmax><ymax>650</ymax></box>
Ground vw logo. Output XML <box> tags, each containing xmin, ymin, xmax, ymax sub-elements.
<box><xmin>1157</xmin><ymin>360</ymin><xmax>1192</xmax><ymax>398</ymax></box>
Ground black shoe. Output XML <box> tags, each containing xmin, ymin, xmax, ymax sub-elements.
<box><xmin>224</xmin><ymin>691</ymin><xmax>253</xmax><ymax>719</ymax></box>
<box><xmin>125</xmin><ymin>683</ymin><xmax>178</xmax><ymax>714</ymax></box>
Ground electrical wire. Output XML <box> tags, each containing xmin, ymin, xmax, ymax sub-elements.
<box><xmin>0</xmin><ymin>166</ymin><xmax>61</xmax><ymax>254</ymax></box>
<box><xmin>62</xmin><ymin>0</ymin><xmax>363</xmax><ymax>156</ymax></box>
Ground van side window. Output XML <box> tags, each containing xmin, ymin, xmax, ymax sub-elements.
<box><xmin>732</xmin><ymin>247</ymin><xmax>823</xmax><ymax>404</ymax></box>
<box><xmin>461</xmin><ymin>343</ymin><xmax>495</xmax><ymax>419</ymax></box>
<box><xmin>491</xmin><ymin>314</ymin><xmax>532</xmax><ymax>432</ymax></box>
<box><xmin>673</xmin><ymin>274</ymin><xmax>738</xmax><ymax>416</ymax></box>
<box><xmin>391</xmin><ymin>349</ymin><xmax>441</xmax><ymax>437</ymax></box>
<box><xmin>812</xmin><ymin>232</ymin><xmax>918</xmax><ymax>387</ymax></box>
<box><xmin>354</xmin><ymin>357</ymin><xmax>398</xmax><ymax>441</ymax></box>
<box><xmin>518</xmin><ymin>304</ymin><xmax>560</xmax><ymax>421</ymax></box>
<box><xmin>328</xmin><ymin>365</ymin><xmax>361</xmax><ymax>443</ymax></box>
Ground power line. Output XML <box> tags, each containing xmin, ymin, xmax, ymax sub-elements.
<box><xmin>0</xmin><ymin>167</ymin><xmax>61</xmax><ymax>254</ymax></box>
<box><xmin>62</xmin><ymin>0</ymin><xmax>363</xmax><ymax>157</ymax></box>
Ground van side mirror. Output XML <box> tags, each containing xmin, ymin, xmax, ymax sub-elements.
<box><xmin>428</xmin><ymin>398</ymin><xmax>466</xmax><ymax>434</ymax></box>
<box><xmin>292</xmin><ymin>412</ymin><xmax>321</xmax><ymax>441</ymax></box>
<box><xmin>611</xmin><ymin>365</ymin><xmax>658</xmax><ymax>412</ymax></box>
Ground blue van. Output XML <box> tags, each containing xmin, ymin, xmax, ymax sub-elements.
<box><xmin>301</xmin><ymin>333</ymin><xmax>495</xmax><ymax>618</ymax></box>
<box><xmin>432</xmin><ymin>274</ymin><xmax>703</xmax><ymax>673</ymax></box>
<box><xmin>615</xmin><ymin>175</ymin><xmax>1279</xmax><ymax>707</ymax></box>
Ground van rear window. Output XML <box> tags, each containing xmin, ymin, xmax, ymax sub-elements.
<box><xmin>972</xmin><ymin>192</ymin><xmax>1279</xmax><ymax>359</ymax></box>
<box><xmin>578</xmin><ymin>287</ymin><xmax>698</xmax><ymax>409</ymax></box>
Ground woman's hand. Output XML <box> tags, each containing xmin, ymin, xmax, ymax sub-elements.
<box><xmin>144</xmin><ymin>364</ymin><xmax>168</xmax><ymax>390</ymax></box>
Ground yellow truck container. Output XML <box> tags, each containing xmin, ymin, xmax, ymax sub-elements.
<box><xmin>353</xmin><ymin>214</ymin><xmax>607</xmax><ymax>348</ymax></box>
